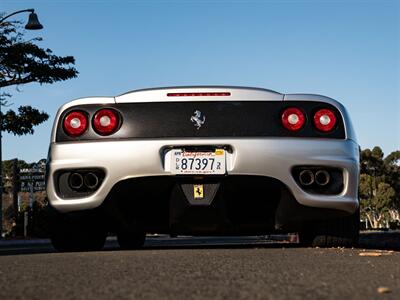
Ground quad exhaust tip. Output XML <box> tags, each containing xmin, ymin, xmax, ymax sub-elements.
<box><xmin>315</xmin><ymin>170</ymin><xmax>331</xmax><ymax>186</ymax></box>
<box><xmin>84</xmin><ymin>172</ymin><xmax>99</xmax><ymax>189</ymax></box>
<box><xmin>299</xmin><ymin>170</ymin><xmax>314</xmax><ymax>186</ymax></box>
<box><xmin>69</xmin><ymin>173</ymin><xmax>84</xmax><ymax>190</ymax></box>
<box><xmin>298</xmin><ymin>169</ymin><xmax>331</xmax><ymax>187</ymax></box>
<box><xmin>69</xmin><ymin>172</ymin><xmax>100</xmax><ymax>190</ymax></box>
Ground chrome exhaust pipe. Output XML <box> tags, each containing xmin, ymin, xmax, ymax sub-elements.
<box><xmin>315</xmin><ymin>170</ymin><xmax>330</xmax><ymax>186</ymax></box>
<box><xmin>69</xmin><ymin>173</ymin><xmax>84</xmax><ymax>190</ymax></box>
<box><xmin>84</xmin><ymin>172</ymin><xmax>99</xmax><ymax>189</ymax></box>
<box><xmin>299</xmin><ymin>170</ymin><xmax>314</xmax><ymax>186</ymax></box>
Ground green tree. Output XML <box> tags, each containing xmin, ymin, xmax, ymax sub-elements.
<box><xmin>0</xmin><ymin>17</ymin><xmax>78</xmax><ymax>135</ymax></box>
<box><xmin>2</xmin><ymin>159</ymin><xmax>31</xmax><ymax>178</ymax></box>
<box><xmin>359</xmin><ymin>175</ymin><xmax>396</xmax><ymax>228</ymax></box>
<box><xmin>359</xmin><ymin>147</ymin><xmax>400</xmax><ymax>228</ymax></box>
<box><xmin>384</xmin><ymin>151</ymin><xmax>400</xmax><ymax>206</ymax></box>
<box><xmin>360</xmin><ymin>146</ymin><xmax>384</xmax><ymax>176</ymax></box>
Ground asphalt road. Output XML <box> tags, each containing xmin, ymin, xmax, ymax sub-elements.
<box><xmin>0</xmin><ymin>236</ymin><xmax>399</xmax><ymax>300</ymax></box>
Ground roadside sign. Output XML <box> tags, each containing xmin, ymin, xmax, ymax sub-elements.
<box><xmin>19</xmin><ymin>165</ymin><xmax>46</xmax><ymax>193</ymax></box>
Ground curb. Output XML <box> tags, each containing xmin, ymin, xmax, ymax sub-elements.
<box><xmin>0</xmin><ymin>239</ymin><xmax>51</xmax><ymax>249</ymax></box>
<box><xmin>359</xmin><ymin>231</ymin><xmax>400</xmax><ymax>250</ymax></box>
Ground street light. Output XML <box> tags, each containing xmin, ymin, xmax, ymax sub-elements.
<box><xmin>0</xmin><ymin>9</ymin><xmax>43</xmax><ymax>238</ymax></box>
<box><xmin>0</xmin><ymin>9</ymin><xmax>43</xmax><ymax>29</ymax></box>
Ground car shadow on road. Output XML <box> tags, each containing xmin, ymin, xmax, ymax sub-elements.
<box><xmin>1</xmin><ymin>233</ymin><xmax>399</xmax><ymax>256</ymax></box>
<box><xmin>0</xmin><ymin>239</ymin><xmax>301</xmax><ymax>257</ymax></box>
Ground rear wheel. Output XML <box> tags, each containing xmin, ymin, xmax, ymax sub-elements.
<box><xmin>117</xmin><ymin>231</ymin><xmax>146</xmax><ymax>250</ymax></box>
<box><xmin>50</xmin><ymin>212</ymin><xmax>107</xmax><ymax>252</ymax></box>
<box><xmin>298</xmin><ymin>208</ymin><xmax>359</xmax><ymax>248</ymax></box>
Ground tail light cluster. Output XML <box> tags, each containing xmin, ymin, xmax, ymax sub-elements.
<box><xmin>313</xmin><ymin>109</ymin><xmax>337</xmax><ymax>132</ymax></box>
<box><xmin>63</xmin><ymin>111</ymin><xmax>88</xmax><ymax>137</ymax></box>
<box><xmin>281</xmin><ymin>107</ymin><xmax>338</xmax><ymax>133</ymax></box>
<box><xmin>281</xmin><ymin>108</ymin><xmax>305</xmax><ymax>131</ymax></box>
<box><xmin>93</xmin><ymin>109</ymin><xmax>119</xmax><ymax>135</ymax></box>
<box><xmin>63</xmin><ymin>108</ymin><xmax>121</xmax><ymax>137</ymax></box>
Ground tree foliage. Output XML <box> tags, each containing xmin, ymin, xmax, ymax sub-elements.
<box><xmin>359</xmin><ymin>146</ymin><xmax>400</xmax><ymax>228</ymax></box>
<box><xmin>0</xmin><ymin>19</ymin><xmax>78</xmax><ymax>88</ymax></box>
<box><xmin>1</xmin><ymin>158</ymin><xmax>31</xmax><ymax>178</ymax></box>
<box><xmin>0</xmin><ymin>17</ymin><xmax>78</xmax><ymax>135</ymax></box>
<box><xmin>1</xmin><ymin>104</ymin><xmax>49</xmax><ymax>135</ymax></box>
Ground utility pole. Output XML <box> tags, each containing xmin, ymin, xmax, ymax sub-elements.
<box><xmin>0</xmin><ymin>122</ymin><xmax>2</xmax><ymax>238</ymax></box>
<box><xmin>12</xmin><ymin>159</ymin><xmax>19</xmax><ymax>227</ymax></box>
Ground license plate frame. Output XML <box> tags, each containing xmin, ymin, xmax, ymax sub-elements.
<box><xmin>170</xmin><ymin>149</ymin><xmax>226</xmax><ymax>175</ymax></box>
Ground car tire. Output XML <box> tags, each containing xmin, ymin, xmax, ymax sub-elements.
<box><xmin>298</xmin><ymin>208</ymin><xmax>359</xmax><ymax>248</ymax></box>
<box><xmin>117</xmin><ymin>231</ymin><xmax>146</xmax><ymax>250</ymax></box>
<box><xmin>50</xmin><ymin>213</ymin><xmax>107</xmax><ymax>252</ymax></box>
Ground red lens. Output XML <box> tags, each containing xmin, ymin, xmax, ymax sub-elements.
<box><xmin>313</xmin><ymin>109</ymin><xmax>337</xmax><ymax>132</ymax></box>
<box><xmin>93</xmin><ymin>109</ymin><xmax>120</xmax><ymax>135</ymax></box>
<box><xmin>63</xmin><ymin>111</ymin><xmax>88</xmax><ymax>137</ymax></box>
<box><xmin>281</xmin><ymin>108</ymin><xmax>305</xmax><ymax>131</ymax></box>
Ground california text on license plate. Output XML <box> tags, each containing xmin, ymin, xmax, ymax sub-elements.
<box><xmin>170</xmin><ymin>149</ymin><xmax>226</xmax><ymax>175</ymax></box>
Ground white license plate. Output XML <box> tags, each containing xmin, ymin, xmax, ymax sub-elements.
<box><xmin>170</xmin><ymin>149</ymin><xmax>226</xmax><ymax>175</ymax></box>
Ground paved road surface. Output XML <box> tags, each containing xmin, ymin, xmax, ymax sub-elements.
<box><xmin>0</xmin><ymin>236</ymin><xmax>399</xmax><ymax>300</ymax></box>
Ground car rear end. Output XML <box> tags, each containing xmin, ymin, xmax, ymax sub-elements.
<box><xmin>46</xmin><ymin>86</ymin><xmax>360</xmax><ymax>250</ymax></box>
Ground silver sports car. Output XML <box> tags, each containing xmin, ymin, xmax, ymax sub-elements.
<box><xmin>46</xmin><ymin>86</ymin><xmax>360</xmax><ymax>251</ymax></box>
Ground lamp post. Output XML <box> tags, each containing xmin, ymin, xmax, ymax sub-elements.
<box><xmin>0</xmin><ymin>9</ymin><xmax>43</xmax><ymax>29</ymax></box>
<box><xmin>0</xmin><ymin>9</ymin><xmax>43</xmax><ymax>238</ymax></box>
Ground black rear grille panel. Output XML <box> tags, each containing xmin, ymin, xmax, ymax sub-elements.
<box><xmin>102</xmin><ymin>176</ymin><xmax>284</xmax><ymax>235</ymax></box>
<box><xmin>56</xmin><ymin>101</ymin><xmax>346</xmax><ymax>142</ymax></box>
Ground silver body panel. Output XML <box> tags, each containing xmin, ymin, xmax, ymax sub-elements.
<box><xmin>47</xmin><ymin>86</ymin><xmax>359</xmax><ymax>214</ymax></box>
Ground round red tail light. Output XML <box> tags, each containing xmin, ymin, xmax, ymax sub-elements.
<box><xmin>63</xmin><ymin>111</ymin><xmax>88</xmax><ymax>137</ymax></box>
<box><xmin>281</xmin><ymin>107</ymin><xmax>306</xmax><ymax>131</ymax></box>
<box><xmin>93</xmin><ymin>108</ymin><xmax>120</xmax><ymax>135</ymax></box>
<box><xmin>313</xmin><ymin>109</ymin><xmax>337</xmax><ymax>132</ymax></box>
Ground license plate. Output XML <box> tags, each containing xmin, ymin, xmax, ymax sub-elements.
<box><xmin>170</xmin><ymin>149</ymin><xmax>226</xmax><ymax>175</ymax></box>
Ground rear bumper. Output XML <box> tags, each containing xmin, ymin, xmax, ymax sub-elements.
<box><xmin>46</xmin><ymin>137</ymin><xmax>359</xmax><ymax>214</ymax></box>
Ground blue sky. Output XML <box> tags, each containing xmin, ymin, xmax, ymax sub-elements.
<box><xmin>2</xmin><ymin>0</ymin><xmax>399</xmax><ymax>162</ymax></box>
